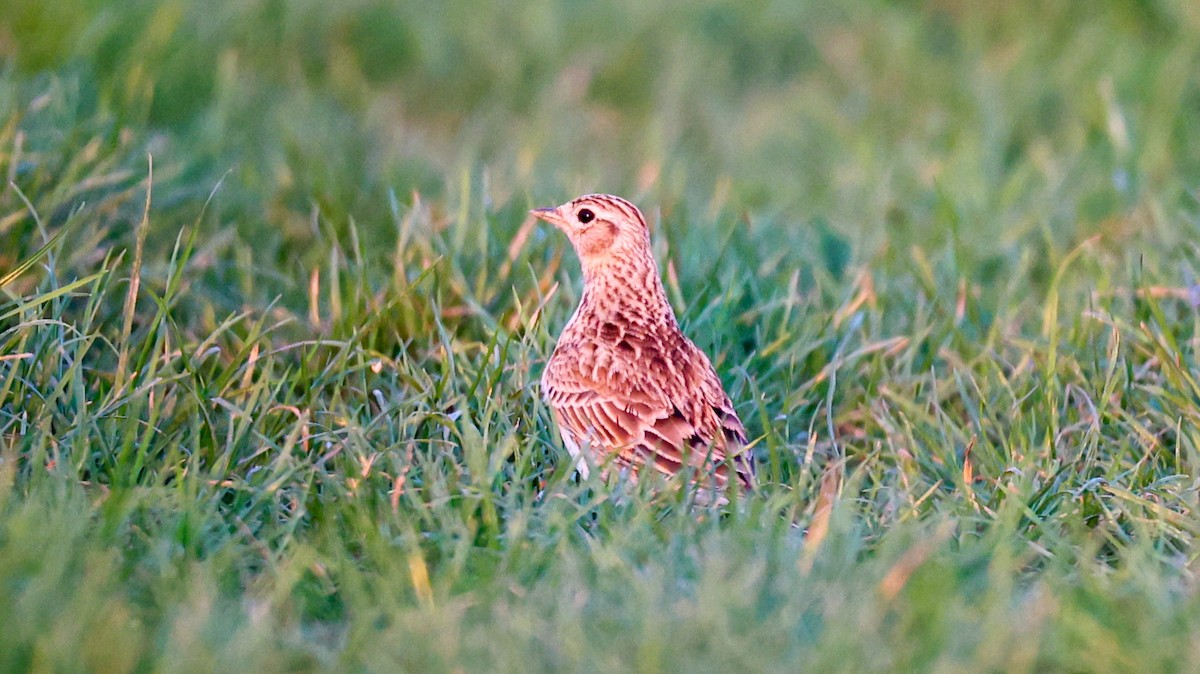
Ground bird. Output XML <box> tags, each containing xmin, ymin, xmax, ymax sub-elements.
<box><xmin>530</xmin><ymin>193</ymin><xmax>755</xmax><ymax>501</ymax></box>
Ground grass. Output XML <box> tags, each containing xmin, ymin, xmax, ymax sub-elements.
<box><xmin>2</xmin><ymin>0</ymin><xmax>1200</xmax><ymax>671</ymax></box>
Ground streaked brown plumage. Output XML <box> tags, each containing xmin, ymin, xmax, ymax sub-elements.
<box><xmin>531</xmin><ymin>194</ymin><xmax>755</xmax><ymax>499</ymax></box>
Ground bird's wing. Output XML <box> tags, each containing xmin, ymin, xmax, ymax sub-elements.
<box><xmin>543</xmin><ymin>359</ymin><xmax>753</xmax><ymax>489</ymax></box>
<box><xmin>687</xmin><ymin>356</ymin><xmax>756</xmax><ymax>489</ymax></box>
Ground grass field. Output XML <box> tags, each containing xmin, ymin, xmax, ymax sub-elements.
<box><xmin>3</xmin><ymin>1</ymin><xmax>1200</xmax><ymax>671</ymax></box>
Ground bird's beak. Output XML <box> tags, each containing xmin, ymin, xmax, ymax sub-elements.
<box><xmin>530</xmin><ymin>205</ymin><xmax>568</xmax><ymax>229</ymax></box>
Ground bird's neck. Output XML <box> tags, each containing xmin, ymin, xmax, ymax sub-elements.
<box><xmin>574</xmin><ymin>247</ymin><xmax>677</xmax><ymax>326</ymax></box>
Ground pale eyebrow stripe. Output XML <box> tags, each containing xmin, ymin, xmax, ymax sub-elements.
<box><xmin>578</xmin><ymin>194</ymin><xmax>646</xmax><ymax>229</ymax></box>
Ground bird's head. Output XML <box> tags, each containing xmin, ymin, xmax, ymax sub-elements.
<box><xmin>530</xmin><ymin>194</ymin><xmax>652</xmax><ymax>270</ymax></box>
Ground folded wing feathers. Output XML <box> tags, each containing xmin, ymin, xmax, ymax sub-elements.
<box><xmin>544</xmin><ymin>368</ymin><xmax>754</xmax><ymax>491</ymax></box>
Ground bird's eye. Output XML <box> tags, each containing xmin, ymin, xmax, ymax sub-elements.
<box><xmin>577</xmin><ymin>208</ymin><xmax>595</xmax><ymax>224</ymax></box>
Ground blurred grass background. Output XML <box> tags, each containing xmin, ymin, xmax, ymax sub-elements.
<box><xmin>3</xmin><ymin>0</ymin><xmax>1200</xmax><ymax>671</ymax></box>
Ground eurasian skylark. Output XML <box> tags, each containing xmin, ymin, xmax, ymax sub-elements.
<box><xmin>531</xmin><ymin>194</ymin><xmax>755</xmax><ymax>499</ymax></box>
